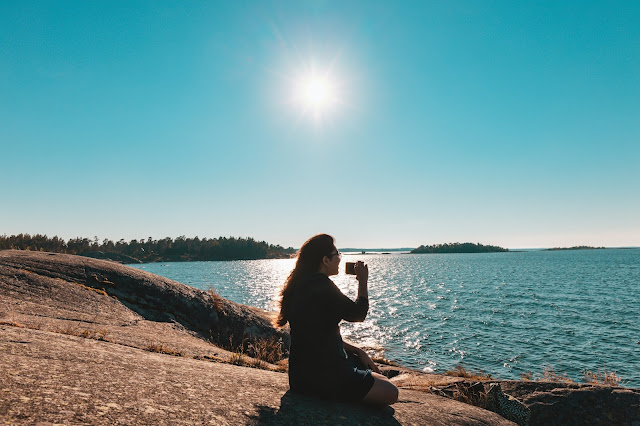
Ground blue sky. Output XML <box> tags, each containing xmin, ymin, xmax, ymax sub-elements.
<box><xmin>1</xmin><ymin>1</ymin><xmax>638</xmax><ymax>248</ymax></box>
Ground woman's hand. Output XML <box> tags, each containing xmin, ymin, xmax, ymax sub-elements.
<box><xmin>356</xmin><ymin>348</ymin><xmax>381</xmax><ymax>374</ymax></box>
<box><xmin>354</xmin><ymin>261</ymin><xmax>369</xmax><ymax>300</ymax></box>
<box><xmin>343</xmin><ymin>341</ymin><xmax>380</xmax><ymax>374</ymax></box>
<box><xmin>354</xmin><ymin>261</ymin><xmax>368</xmax><ymax>284</ymax></box>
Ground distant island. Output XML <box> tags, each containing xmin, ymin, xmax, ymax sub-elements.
<box><xmin>411</xmin><ymin>242</ymin><xmax>509</xmax><ymax>254</ymax></box>
<box><xmin>546</xmin><ymin>246</ymin><xmax>606</xmax><ymax>251</ymax></box>
<box><xmin>340</xmin><ymin>248</ymin><xmax>414</xmax><ymax>253</ymax></box>
<box><xmin>0</xmin><ymin>234</ymin><xmax>295</xmax><ymax>263</ymax></box>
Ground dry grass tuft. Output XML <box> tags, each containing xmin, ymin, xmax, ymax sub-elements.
<box><xmin>72</xmin><ymin>282</ymin><xmax>109</xmax><ymax>296</ymax></box>
<box><xmin>540</xmin><ymin>365</ymin><xmax>574</xmax><ymax>383</ymax></box>
<box><xmin>193</xmin><ymin>354</ymin><xmax>223</xmax><ymax>362</ymax></box>
<box><xmin>445</xmin><ymin>365</ymin><xmax>493</xmax><ymax>381</ymax></box>
<box><xmin>251</xmin><ymin>358</ymin><xmax>267</xmax><ymax>369</ymax></box>
<box><xmin>145</xmin><ymin>342</ymin><xmax>183</xmax><ymax>357</ymax></box>
<box><xmin>217</xmin><ymin>336</ymin><xmax>287</xmax><ymax>370</ymax></box>
<box><xmin>96</xmin><ymin>329</ymin><xmax>109</xmax><ymax>340</ymax></box>
<box><xmin>54</xmin><ymin>323</ymin><xmax>111</xmax><ymax>342</ymax></box>
<box><xmin>583</xmin><ymin>367</ymin><xmax>625</xmax><ymax>386</ymax></box>
<box><xmin>89</xmin><ymin>274</ymin><xmax>116</xmax><ymax>286</ymax></box>
<box><xmin>520</xmin><ymin>371</ymin><xmax>534</xmax><ymax>381</ymax></box>
<box><xmin>229</xmin><ymin>352</ymin><xmax>246</xmax><ymax>366</ymax></box>
<box><xmin>58</xmin><ymin>323</ymin><xmax>81</xmax><ymax>337</ymax></box>
<box><xmin>77</xmin><ymin>328</ymin><xmax>110</xmax><ymax>341</ymax></box>
<box><xmin>205</xmin><ymin>287</ymin><xmax>287</xmax><ymax>369</ymax></box>
<box><xmin>28</xmin><ymin>321</ymin><xmax>43</xmax><ymax>330</ymax></box>
<box><xmin>207</xmin><ymin>287</ymin><xmax>224</xmax><ymax>313</ymax></box>
<box><xmin>275</xmin><ymin>358</ymin><xmax>288</xmax><ymax>372</ymax></box>
<box><xmin>0</xmin><ymin>320</ymin><xmax>24</xmax><ymax>328</ymax></box>
<box><xmin>247</xmin><ymin>336</ymin><xmax>283</xmax><ymax>364</ymax></box>
<box><xmin>521</xmin><ymin>365</ymin><xmax>627</xmax><ymax>386</ymax></box>
<box><xmin>520</xmin><ymin>365</ymin><xmax>573</xmax><ymax>383</ymax></box>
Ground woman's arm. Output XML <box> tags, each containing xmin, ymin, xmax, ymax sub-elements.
<box><xmin>342</xmin><ymin>340</ymin><xmax>361</xmax><ymax>355</ymax></box>
<box><xmin>343</xmin><ymin>341</ymin><xmax>381</xmax><ymax>373</ymax></box>
<box><xmin>330</xmin><ymin>261</ymin><xmax>370</xmax><ymax>322</ymax></box>
<box><xmin>355</xmin><ymin>261</ymin><xmax>368</xmax><ymax>299</ymax></box>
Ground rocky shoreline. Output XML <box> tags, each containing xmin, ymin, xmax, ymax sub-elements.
<box><xmin>1</xmin><ymin>250</ymin><xmax>638</xmax><ymax>425</ymax></box>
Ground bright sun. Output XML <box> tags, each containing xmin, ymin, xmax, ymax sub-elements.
<box><xmin>302</xmin><ymin>77</ymin><xmax>332</xmax><ymax>108</ymax></box>
<box><xmin>293</xmin><ymin>72</ymin><xmax>340</xmax><ymax>118</ymax></box>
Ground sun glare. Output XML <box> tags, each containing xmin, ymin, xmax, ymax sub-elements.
<box><xmin>292</xmin><ymin>71</ymin><xmax>341</xmax><ymax>119</ymax></box>
<box><xmin>302</xmin><ymin>77</ymin><xmax>332</xmax><ymax>108</ymax></box>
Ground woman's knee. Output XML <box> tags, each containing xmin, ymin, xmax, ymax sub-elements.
<box><xmin>385</xmin><ymin>381</ymin><xmax>399</xmax><ymax>404</ymax></box>
<box><xmin>363</xmin><ymin>375</ymin><xmax>399</xmax><ymax>405</ymax></box>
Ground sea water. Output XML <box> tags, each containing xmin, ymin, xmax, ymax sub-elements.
<box><xmin>130</xmin><ymin>249</ymin><xmax>640</xmax><ymax>387</ymax></box>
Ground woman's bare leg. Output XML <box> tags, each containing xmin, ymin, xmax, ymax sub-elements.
<box><xmin>361</xmin><ymin>372</ymin><xmax>399</xmax><ymax>405</ymax></box>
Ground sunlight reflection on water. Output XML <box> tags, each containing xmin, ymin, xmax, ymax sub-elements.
<box><xmin>131</xmin><ymin>249</ymin><xmax>640</xmax><ymax>387</ymax></box>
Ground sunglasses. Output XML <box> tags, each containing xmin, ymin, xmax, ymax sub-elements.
<box><xmin>327</xmin><ymin>251</ymin><xmax>342</xmax><ymax>259</ymax></box>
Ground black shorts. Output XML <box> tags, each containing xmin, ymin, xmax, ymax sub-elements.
<box><xmin>289</xmin><ymin>354</ymin><xmax>375</xmax><ymax>402</ymax></box>
<box><xmin>334</xmin><ymin>362</ymin><xmax>375</xmax><ymax>402</ymax></box>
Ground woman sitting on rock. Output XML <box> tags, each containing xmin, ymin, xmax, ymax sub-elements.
<box><xmin>276</xmin><ymin>234</ymin><xmax>398</xmax><ymax>405</ymax></box>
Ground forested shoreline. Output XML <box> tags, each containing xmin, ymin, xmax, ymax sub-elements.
<box><xmin>0</xmin><ymin>234</ymin><xmax>296</xmax><ymax>263</ymax></box>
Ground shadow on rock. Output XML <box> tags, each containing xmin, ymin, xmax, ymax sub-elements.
<box><xmin>249</xmin><ymin>390</ymin><xmax>400</xmax><ymax>425</ymax></box>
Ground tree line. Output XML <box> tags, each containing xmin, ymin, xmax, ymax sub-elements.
<box><xmin>0</xmin><ymin>234</ymin><xmax>296</xmax><ymax>262</ymax></box>
<box><xmin>411</xmin><ymin>242</ymin><xmax>508</xmax><ymax>254</ymax></box>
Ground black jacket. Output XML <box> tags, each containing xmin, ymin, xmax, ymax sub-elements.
<box><xmin>287</xmin><ymin>273</ymin><xmax>369</xmax><ymax>397</ymax></box>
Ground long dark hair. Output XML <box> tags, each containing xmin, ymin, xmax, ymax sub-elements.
<box><xmin>276</xmin><ymin>233</ymin><xmax>335</xmax><ymax>327</ymax></box>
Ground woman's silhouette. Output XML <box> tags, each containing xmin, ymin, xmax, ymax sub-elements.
<box><xmin>276</xmin><ymin>234</ymin><xmax>398</xmax><ymax>404</ymax></box>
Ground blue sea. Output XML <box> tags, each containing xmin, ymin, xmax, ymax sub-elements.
<box><xmin>130</xmin><ymin>249</ymin><xmax>640</xmax><ymax>388</ymax></box>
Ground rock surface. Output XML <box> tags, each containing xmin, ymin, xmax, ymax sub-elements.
<box><xmin>2</xmin><ymin>250</ymin><xmax>638</xmax><ymax>425</ymax></box>
<box><xmin>500</xmin><ymin>380</ymin><xmax>640</xmax><ymax>425</ymax></box>
<box><xmin>1</xmin><ymin>250</ymin><xmax>516</xmax><ymax>425</ymax></box>
<box><xmin>0</xmin><ymin>249</ymin><xmax>288</xmax><ymax>360</ymax></box>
